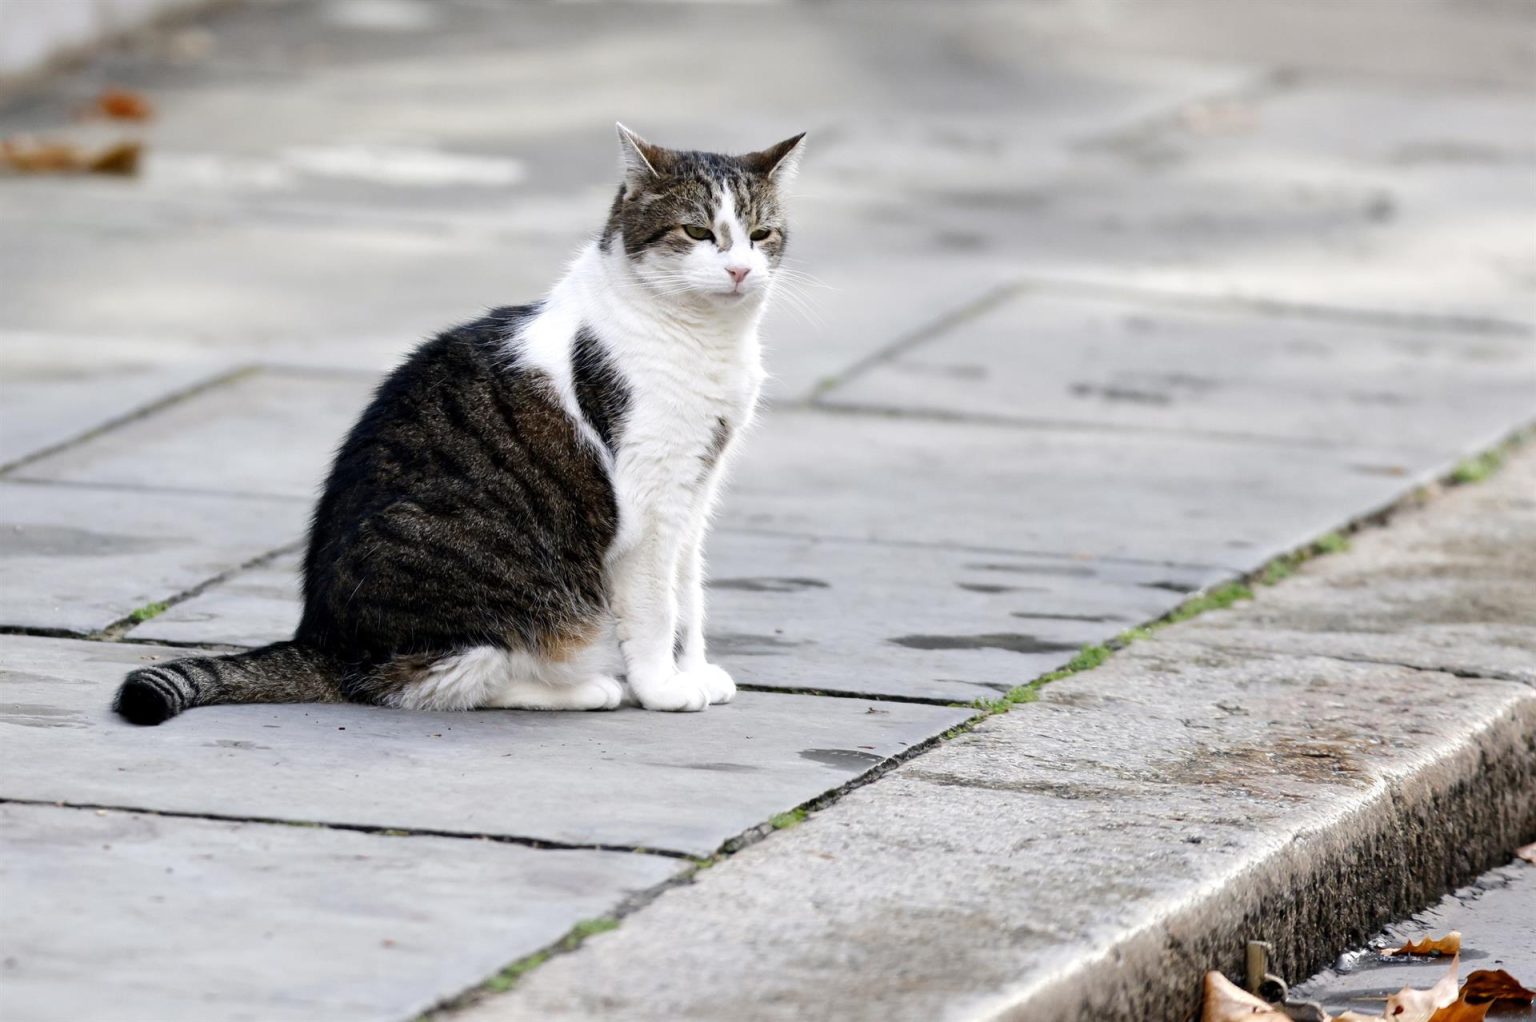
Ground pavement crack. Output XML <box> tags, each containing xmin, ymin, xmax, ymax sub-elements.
<box><xmin>1187</xmin><ymin>642</ymin><xmax>1527</xmax><ymax>685</ymax></box>
<box><xmin>713</xmin><ymin>524</ymin><xmax>1234</xmax><ymax>573</ymax></box>
<box><xmin>802</xmin><ymin>398</ymin><xmax>1408</xmax><ymax>452</ymax></box>
<box><xmin>0</xmin><ymin>366</ymin><xmax>261</xmax><ymax>476</ymax></box>
<box><xmin>734</xmin><ymin>683</ymin><xmax>960</xmax><ymax>706</ymax></box>
<box><xmin>95</xmin><ymin>540</ymin><xmax>305</xmax><ymax>641</ymax></box>
<box><xmin>0</xmin><ymin>475</ymin><xmax>312</xmax><ymax>504</ymax></box>
<box><xmin>809</xmin><ymin>281</ymin><xmax>1020</xmax><ymax>398</ymax></box>
<box><xmin>0</xmin><ymin>798</ymin><xmax>698</xmax><ymax>860</ymax></box>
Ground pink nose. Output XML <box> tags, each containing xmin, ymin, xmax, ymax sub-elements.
<box><xmin>726</xmin><ymin>266</ymin><xmax>750</xmax><ymax>286</ymax></box>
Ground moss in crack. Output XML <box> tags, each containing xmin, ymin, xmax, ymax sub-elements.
<box><xmin>1162</xmin><ymin>581</ymin><xmax>1255</xmax><ymax>622</ymax></box>
<box><xmin>127</xmin><ymin>601</ymin><xmax>170</xmax><ymax>624</ymax></box>
<box><xmin>769</xmin><ymin>809</ymin><xmax>807</xmax><ymax>831</ymax></box>
<box><xmin>1259</xmin><ymin>531</ymin><xmax>1351</xmax><ymax>586</ymax></box>
<box><xmin>481</xmin><ymin>917</ymin><xmax>619</xmax><ymax>993</ymax></box>
<box><xmin>1452</xmin><ymin>448</ymin><xmax>1506</xmax><ymax>484</ymax></box>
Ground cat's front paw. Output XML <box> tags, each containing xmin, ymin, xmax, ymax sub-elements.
<box><xmin>686</xmin><ymin>663</ymin><xmax>736</xmax><ymax>705</ymax></box>
<box><xmin>630</xmin><ymin>671</ymin><xmax>711</xmax><ymax>712</ymax></box>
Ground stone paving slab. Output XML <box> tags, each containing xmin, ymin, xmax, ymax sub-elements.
<box><xmin>726</xmin><ymin>408</ymin><xmax>1431</xmax><ymax>571</ymax></box>
<box><xmin>130</xmin><ymin>537</ymin><xmax>1226</xmax><ymax>702</ymax></box>
<box><xmin>0</xmin><ymin>635</ymin><xmax>971</xmax><ymax>857</ymax></box>
<box><xmin>459</xmin><ymin>639</ymin><xmax>1536</xmax><ymax>1022</ymax></box>
<box><xmin>994</xmin><ymin>71</ymin><xmax>1536</xmax><ymax>325</ymax></box>
<box><xmin>0</xmin><ymin>480</ymin><xmax>306</xmax><ymax>634</ymax></box>
<box><xmin>15</xmin><ymin>366</ymin><xmax>377</xmax><ymax>500</ymax></box>
<box><xmin>1000</xmin><ymin>0</ymin><xmax>1536</xmax><ymax>89</ymax></box>
<box><xmin>0</xmin><ymin>803</ymin><xmax>681</xmax><ymax>1022</ymax></box>
<box><xmin>0</xmin><ymin>332</ymin><xmax>233</xmax><ymax>469</ymax></box>
<box><xmin>1178</xmin><ymin>443</ymin><xmax>1536</xmax><ymax>684</ymax></box>
<box><xmin>0</xmin><ymin>205</ymin><xmax>562</xmax><ymax>353</ymax></box>
<box><xmin>820</xmin><ymin>287</ymin><xmax>1536</xmax><ymax>453</ymax></box>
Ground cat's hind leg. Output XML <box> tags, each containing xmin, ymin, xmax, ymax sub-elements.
<box><xmin>373</xmin><ymin>633</ymin><xmax>624</xmax><ymax>712</ymax></box>
<box><xmin>382</xmin><ymin>646</ymin><xmax>516</xmax><ymax>711</ymax></box>
<box><xmin>480</xmin><ymin>636</ymin><xmax>625</xmax><ymax>711</ymax></box>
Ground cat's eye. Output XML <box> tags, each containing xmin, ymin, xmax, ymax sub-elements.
<box><xmin>682</xmin><ymin>225</ymin><xmax>714</xmax><ymax>242</ymax></box>
<box><xmin>749</xmin><ymin>228</ymin><xmax>772</xmax><ymax>242</ymax></box>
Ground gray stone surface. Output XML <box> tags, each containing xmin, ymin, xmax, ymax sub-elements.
<box><xmin>983</xmin><ymin>69</ymin><xmax>1535</xmax><ymax>325</ymax></box>
<box><xmin>132</xmin><ymin>537</ymin><xmax>1225</xmax><ymax>702</ymax></box>
<box><xmin>822</xmin><ymin>287</ymin><xmax>1536</xmax><ymax>454</ymax></box>
<box><xmin>726</xmin><ymin>408</ymin><xmax>1430</xmax><ymax>570</ymax></box>
<box><xmin>16</xmin><ymin>367</ymin><xmax>376</xmax><ymax>499</ymax></box>
<box><xmin>0</xmin><ymin>332</ymin><xmax>234</xmax><ymax>468</ymax></box>
<box><xmin>0</xmin><ymin>803</ymin><xmax>681</xmax><ymax>1022</ymax></box>
<box><xmin>1177</xmin><ymin>445</ymin><xmax>1536</xmax><ymax>684</ymax></box>
<box><xmin>0</xmin><ymin>188</ymin><xmax>565</xmax><ymax>362</ymax></box>
<box><xmin>455</xmin><ymin>448</ymin><xmax>1536</xmax><ymax>1022</ymax></box>
<box><xmin>459</xmin><ymin>639</ymin><xmax>1536</xmax><ymax>1022</ymax></box>
<box><xmin>0</xmin><ymin>480</ymin><xmax>306</xmax><ymax>634</ymax></box>
<box><xmin>0</xmin><ymin>634</ymin><xmax>971</xmax><ymax>857</ymax></box>
<box><xmin>996</xmin><ymin>0</ymin><xmax>1536</xmax><ymax>89</ymax></box>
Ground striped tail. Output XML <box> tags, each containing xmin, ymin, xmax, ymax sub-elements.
<box><xmin>113</xmin><ymin>641</ymin><xmax>343</xmax><ymax>726</ymax></box>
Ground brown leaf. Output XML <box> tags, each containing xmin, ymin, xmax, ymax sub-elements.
<box><xmin>1386</xmin><ymin>955</ymin><xmax>1460</xmax><ymax>1022</ymax></box>
<box><xmin>96</xmin><ymin>88</ymin><xmax>153</xmax><ymax>121</ymax></box>
<box><xmin>1461</xmin><ymin>968</ymin><xmax>1535</xmax><ymax>1005</ymax></box>
<box><xmin>1385</xmin><ymin>932</ymin><xmax>1462</xmax><ymax>957</ymax></box>
<box><xmin>1426</xmin><ymin>997</ymin><xmax>1490</xmax><ymax>1022</ymax></box>
<box><xmin>1517</xmin><ymin>841</ymin><xmax>1536</xmax><ymax>865</ymax></box>
<box><xmin>0</xmin><ymin>138</ymin><xmax>83</xmax><ymax>173</ymax></box>
<box><xmin>0</xmin><ymin>137</ymin><xmax>141</xmax><ymax>176</ymax></box>
<box><xmin>1201</xmin><ymin>972</ymin><xmax>1293</xmax><ymax>1021</ymax></box>
<box><xmin>86</xmin><ymin>140</ymin><xmax>141</xmax><ymax>176</ymax></box>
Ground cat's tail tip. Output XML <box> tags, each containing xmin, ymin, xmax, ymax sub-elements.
<box><xmin>113</xmin><ymin>668</ymin><xmax>187</xmax><ymax>726</ymax></box>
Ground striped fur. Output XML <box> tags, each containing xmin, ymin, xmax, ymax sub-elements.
<box><xmin>115</xmin><ymin>642</ymin><xmax>341</xmax><ymax>725</ymax></box>
<box><xmin>112</xmin><ymin>125</ymin><xmax>805</xmax><ymax>724</ymax></box>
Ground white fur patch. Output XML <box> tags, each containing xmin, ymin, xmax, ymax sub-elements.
<box><xmin>493</xmin><ymin>229</ymin><xmax>771</xmax><ymax>712</ymax></box>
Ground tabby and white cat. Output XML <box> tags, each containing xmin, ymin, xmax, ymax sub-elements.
<box><xmin>113</xmin><ymin>125</ymin><xmax>805</xmax><ymax>724</ymax></box>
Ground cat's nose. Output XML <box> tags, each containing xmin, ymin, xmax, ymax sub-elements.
<box><xmin>726</xmin><ymin>265</ymin><xmax>751</xmax><ymax>286</ymax></box>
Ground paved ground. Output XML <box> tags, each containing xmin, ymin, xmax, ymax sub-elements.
<box><xmin>0</xmin><ymin>1</ymin><xmax>1533</xmax><ymax>1020</ymax></box>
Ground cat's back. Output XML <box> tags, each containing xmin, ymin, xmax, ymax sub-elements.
<box><xmin>299</xmin><ymin>305</ymin><xmax>619</xmax><ymax>651</ymax></box>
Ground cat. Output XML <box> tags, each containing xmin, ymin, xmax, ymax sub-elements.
<box><xmin>112</xmin><ymin>124</ymin><xmax>805</xmax><ymax>725</ymax></box>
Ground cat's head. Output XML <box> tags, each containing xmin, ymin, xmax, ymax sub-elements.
<box><xmin>602</xmin><ymin>124</ymin><xmax>805</xmax><ymax>306</ymax></box>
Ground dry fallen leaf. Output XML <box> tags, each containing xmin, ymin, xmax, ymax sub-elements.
<box><xmin>1517</xmin><ymin>841</ymin><xmax>1536</xmax><ymax>865</ymax></box>
<box><xmin>1385</xmin><ymin>955</ymin><xmax>1460</xmax><ymax>1022</ymax></box>
<box><xmin>1201</xmin><ymin>972</ymin><xmax>1292</xmax><ymax>1022</ymax></box>
<box><xmin>0</xmin><ymin>137</ymin><xmax>141</xmax><ymax>176</ymax></box>
<box><xmin>0</xmin><ymin>138</ymin><xmax>81</xmax><ymax>173</ymax></box>
<box><xmin>87</xmin><ymin>140</ymin><xmax>141</xmax><ymax>176</ymax></box>
<box><xmin>1425</xmin><ymin>998</ymin><xmax>1490</xmax><ymax>1022</ymax></box>
<box><xmin>1385</xmin><ymin>932</ymin><xmax>1461</xmax><ymax>957</ymax></box>
<box><xmin>95</xmin><ymin>88</ymin><xmax>153</xmax><ymax>121</ymax></box>
<box><xmin>1460</xmin><ymin>968</ymin><xmax>1535</xmax><ymax>1005</ymax></box>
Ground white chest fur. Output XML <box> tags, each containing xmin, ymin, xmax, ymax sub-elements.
<box><xmin>514</xmin><ymin>242</ymin><xmax>764</xmax><ymax>556</ymax></box>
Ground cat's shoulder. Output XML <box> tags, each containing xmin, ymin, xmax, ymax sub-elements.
<box><xmin>387</xmin><ymin>305</ymin><xmax>539</xmax><ymax>376</ymax></box>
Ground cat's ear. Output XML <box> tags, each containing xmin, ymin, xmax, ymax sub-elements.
<box><xmin>742</xmin><ymin>133</ymin><xmax>806</xmax><ymax>189</ymax></box>
<box><xmin>616</xmin><ymin>122</ymin><xmax>667</xmax><ymax>188</ymax></box>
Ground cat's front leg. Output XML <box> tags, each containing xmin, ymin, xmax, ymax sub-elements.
<box><xmin>610</xmin><ymin>524</ymin><xmax>712</xmax><ymax>712</ymax></box>
<box><xmin>674</xmin><ymin>515</ymin><xmax>735</xmax><ymax>705</ymax></box>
